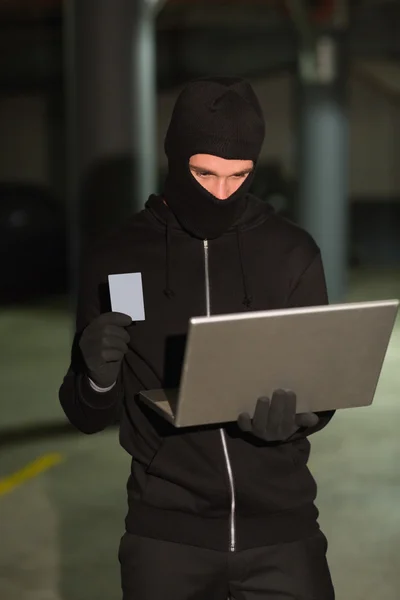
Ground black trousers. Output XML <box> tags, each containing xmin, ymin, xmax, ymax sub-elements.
<box><xmin>119</xmin><ymin>531</ymin><xmax>335</xmax><ymax>600</ymax></box>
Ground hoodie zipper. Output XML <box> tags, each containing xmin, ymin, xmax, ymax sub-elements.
<box><xmin>203</xmin><ymin>239</ymin><xmax>237</xmax><ymax>553</ymax></box>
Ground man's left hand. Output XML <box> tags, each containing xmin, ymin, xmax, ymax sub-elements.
<box><xmin>237</xmin><ymin>389</ymin><xmax>319</xmax><ymax>442</ymax></box>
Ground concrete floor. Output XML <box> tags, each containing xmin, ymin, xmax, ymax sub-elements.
<box><xmin>0</xmin><ymin>269</ymin><xmax>399</xmax><ymax>600</ymax></box>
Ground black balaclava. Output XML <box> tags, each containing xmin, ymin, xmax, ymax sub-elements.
<box><xmin>163</xmin><ymin>77</ymin><xmax>266</xmax><ymax>240</ymax></box>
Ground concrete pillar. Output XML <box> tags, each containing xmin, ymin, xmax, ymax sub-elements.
<box><xmin>132</xmin><ymin>0</ymin><xmax>159</xmax><ymax>203</ymax></box>
<box><xmin>64</xmin><ymin>0</ymin><xmax>159</xmax><ymax>304</ymax></box>
<box><xmin>296</xmin><ymin>34</ymin><xmax>349</xmax><ymax>303</ymax></box>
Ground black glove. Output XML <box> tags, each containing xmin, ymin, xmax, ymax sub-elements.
<box><xmin>79</xmin><ymin>312</ymin><xmax>132</xmax><ymax>388</ymax></box>
<box><xmin>237</xmin><ymin>389</ymin><xmax>319</xmax><ymax>442</ymax></box>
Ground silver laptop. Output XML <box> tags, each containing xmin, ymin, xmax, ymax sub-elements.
<box><xmin>138</xmin><ymin>299</ymin><xmax>399</xmax><ymax>428</ymax></box>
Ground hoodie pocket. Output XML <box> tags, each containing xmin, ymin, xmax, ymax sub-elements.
<box><xmin>142</xmin><ymin>429</ymin><xmax>230</xmax><ymax>517</ymax></box>
<box><xmin>226</xmin><ymin>433</ymin><xmax>316</xmax><ymax>516</ymax></box>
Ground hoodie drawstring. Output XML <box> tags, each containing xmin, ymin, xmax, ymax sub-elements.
<box><xmin>236</xmin><ymin>226</ymin><xmax>253</xmax><ymax>309</ymax></box>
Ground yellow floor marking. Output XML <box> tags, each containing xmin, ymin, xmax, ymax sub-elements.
<box><xmin>0</xmin><ymin>453</ymin><xmax>64</xmax><ymax>497</ymax></box>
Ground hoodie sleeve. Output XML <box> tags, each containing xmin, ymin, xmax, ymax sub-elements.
<box><xmin>58</xmin><ymin>245</ymin><xmax>124</xmax><ymax>434</ymax></box>
<box><xmin>286</xmin><ymin>248</ymin><xmax>335</xmax><ymax>439</ymax></box>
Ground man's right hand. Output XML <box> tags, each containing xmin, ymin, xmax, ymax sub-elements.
<box><xmin>79</xmin><ymin>312</ymin><xmax>132</xmax><ymax>389</ymax></box>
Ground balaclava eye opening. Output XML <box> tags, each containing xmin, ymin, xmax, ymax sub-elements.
<box><xmin>163</xmin><ymin>77</ymin><xmax>266</xmax><ymax>240</ymax></box>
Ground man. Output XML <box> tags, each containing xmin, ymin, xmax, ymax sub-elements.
<box><xmin>59</xmin><ymin>77</ymin><xmax>335</xmax><ymax>599</ymax></box>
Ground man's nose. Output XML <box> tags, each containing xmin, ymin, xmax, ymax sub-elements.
<box><xmin>213</xmin><ymin>178</ymin><xmax>230</xmax><ymax>200</ymax></box>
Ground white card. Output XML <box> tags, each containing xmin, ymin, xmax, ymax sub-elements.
<box><xmin>108</xmin><ymin>272</ymin><xmax>145</xmax><ymax>321</ymax></box>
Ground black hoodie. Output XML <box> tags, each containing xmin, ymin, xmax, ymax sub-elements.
<box><xmin>59</xmin><ymin>193</ymin><xmax>334</xmax><ymax>552</ymax></box>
